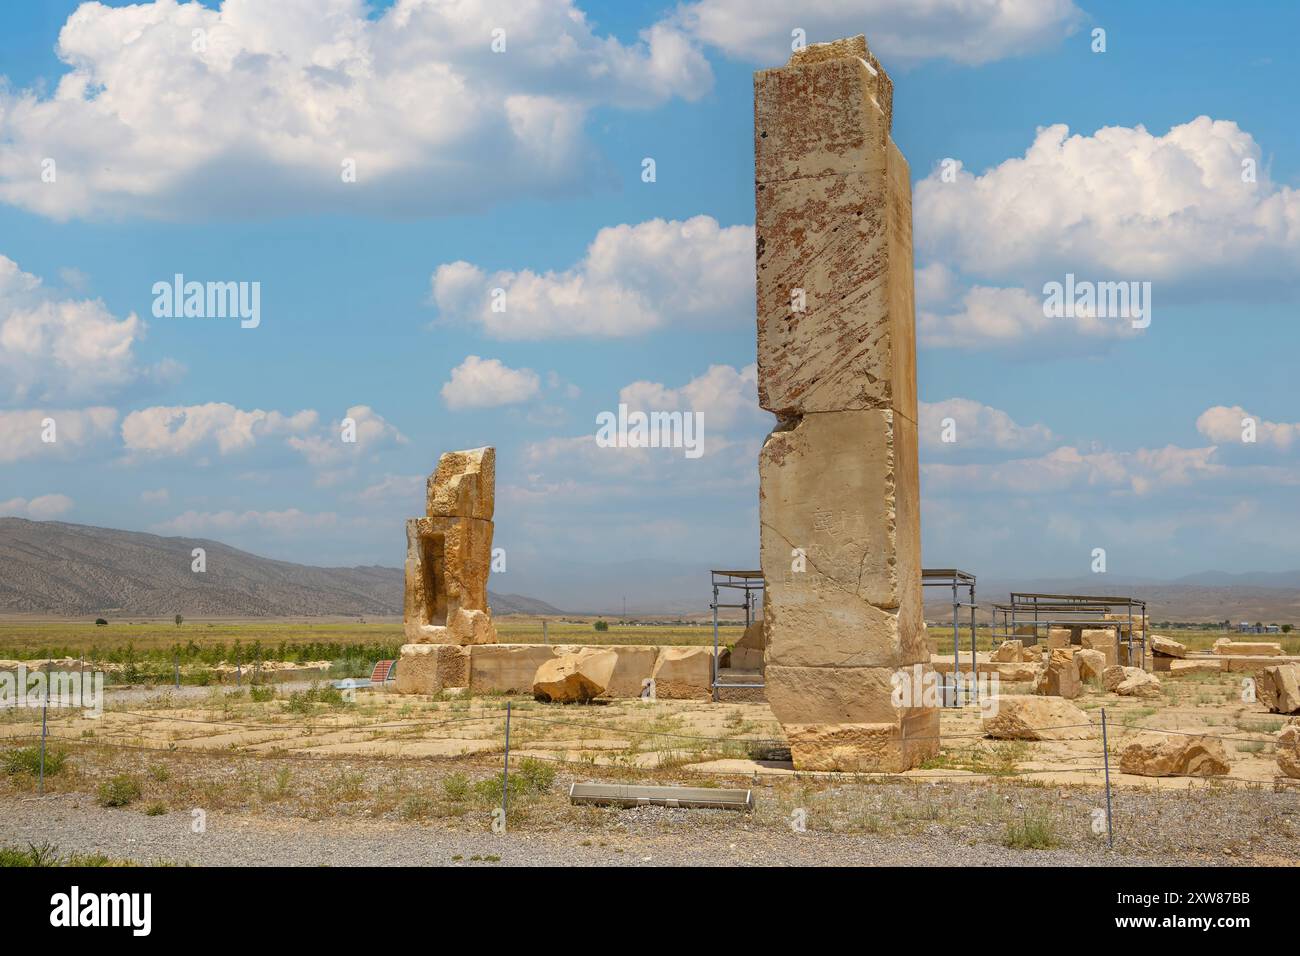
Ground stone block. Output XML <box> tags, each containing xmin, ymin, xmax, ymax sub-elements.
<box><xmin>469</xmin><ymin>644</ymin><xmax>558</xmax><ymax>694</ymax></box>
<box><xmin>394</xmin><ymin>643</ymin><xmax>469</xmax><ymax>695</ymax></box>
<box><xmin>533</xmin><ymin>650</ymin><xmax>618</xmax><ymax>703</ymax></box>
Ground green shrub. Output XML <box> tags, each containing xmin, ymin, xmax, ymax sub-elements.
<box><xmin>442</xmin><ymin>773</ymin><xmax>470</xmax><ymax>801</ymax></box>
<box><xmin>284</xmin><ymin>683</ymin><xmax>345</xmax><ymax>713</ymax></box>
<box><xmin>249</xmin><ymin>685</ymin><xmax>276</xmax><ymax>703</ymax></box>
<box><xmin>1002</xmin><ymin>810</ymin><xmax>1060</xmax><ymax>850</ymax></box>
<box><xmin>470</xmin><ymin>760</ymin><xmax>555</xmax><ymax>806</ymax></box>
<box><xmin>97</xmin><ymin>775</ymin><xmax>141</xmax><ymax>808</ymax></box>
<box><xmin>399</xmin><ymin>795</ymin><xmax>435</xmax><ymax>820</ymax></box>
<box><xmin>515</xmin><ymin>757</ymin><xmax>556</xmax><ymax>793</ymax></box>
<box><xmin>143</xmin><ymin>802</ymin><xmax>167</xmax><ymax>816</ymax></box>
<box><xmin>3</xmin><ymin>746</ymin><xmax>67</xmax><ymax>777</ymax></box>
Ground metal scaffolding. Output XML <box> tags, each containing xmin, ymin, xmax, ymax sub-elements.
<box><xmin>990</xmin><ymin>592</ymin><xmax>1148</xmax><ymax>668</ymax></box>
<box><xmin>709</xmin><ymin>570</ymin><xmax>764</xmax><ymax>701</ymax></box>
<box><xmin>922</xmin><ymin>568</ymin><xmax>978</xmax><ymax>706</ymax></box>
<box><xmin>707</xmin><ymin>568</ymin><xmax>981</xmax><ymax>706</ymax></box>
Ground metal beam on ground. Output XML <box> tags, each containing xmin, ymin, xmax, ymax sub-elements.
<box><xmin>568</xmin><ymin>783</ymin><xmax>753</xmax><ymax>811</ymax></box>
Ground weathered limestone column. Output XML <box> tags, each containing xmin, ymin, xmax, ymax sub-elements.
<box><xmin>755</xmin><ymin>35</ymin><xmax>938</xmax><ymax>771</ymax></box>
<box><xmin>395</xmin><ymin>447</ymin><xmax>498</xmax><ymax>695</ymax></box>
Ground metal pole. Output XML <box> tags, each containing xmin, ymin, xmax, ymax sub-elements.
<box><xmin>174</xmin><ymin>652</ymin><xmax>180</xmax><ymax>689</ymax></box>
<box><xmin>236</xmin><ymin>650</ymin><xmax>242</xmax><ymax>687</ymax></box>
<box><xmin>1100</xmin><ymin>707</ymin><xmax>1114</xmax><ymax>848</ymax></box>
<box><xmin>711</xmin><ymin>580</ymin><xmax>720</xmax><ymax>702</ymax></box>
<box><xmin>951</xmin><ymin>580</ymin><xmax>959</xmax><ymax>707</ymax></box>
<box><xmin>543</xmin><ymin>619</ymin><xmax>548</xmax><ymax>645</ymax></box>
<box><xmin>970</xmin><ymin>582</ymin><xmax>978</xmax><ymax>704</ymax></box>
<box><xmin>39</xmin><ymin>671</ymin><xmax>48</xmax><ymax>797</ymax></box>
<box><xmin>500</xmin><ymin>701</ymin><xmax>512</xmax><ymax>827</ymax></box>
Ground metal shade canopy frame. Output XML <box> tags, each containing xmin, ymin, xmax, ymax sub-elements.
<box><xmin>922</xmin><ymin>568</ymin><xmax>978</xmax><ymax>707</ymax></box>
<box><xmin>710</xmin><ymin>570</ymin><xmax>765</xmax><ymax>701</ymax></box>
<box><xmin>990</xmin><ymin>592</ymin><xmax>1149</xmax><ymax>668</ymax></box>
<box><xmin>708</xmin><ymin>567</ymin><xmax>979</xmax><ymax>706</ymax></box>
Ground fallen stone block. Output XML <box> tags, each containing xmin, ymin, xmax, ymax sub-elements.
<box><xmin>1278</xmin><ymin>720</ymin><xmax>1300</xmax><ymax>779</ymax></box>
<box><xmin>1103</xmin><ymin>665</ymin><xmax>1162</xmax><ymax>699</ymax></box>
<box><xmin>1168</xmin><ymin>659</ymin><xmax>1223</xmax><ymax>677</ymax></box>
<box><xmin>990</xmin><ymin>640</ymin><xmax>1025</xmax><ymax>663</ymax></box>
<box><xmin>990</xmin><ymin>640</ymin><xmax>1039</xmax><ymax>663</ymax></box>
<box><xmin>1119</xmin><ymin>732</ymin><xmax>1230</xmax><ymax>777</ymax></box>
<box><xmin>1223</xmin><ymin>654</ymin><xmax>1300</xmax><ymax>672</ymax></box>
<box><xmin>1034</xmin><ymin>647</ymin><xmax>1080</xmax><ymax>699</ymax></box>
<box><xmin>1255</xmin><ymin>663</ymin><xmax>1300</xmax><ymax>714</ymax></box>
<box><xmin>1075</xmin><ymin>648</ymin><xmax>1107</xmax><ymax>682</ymax></box>
<box><xmin>1214</xmin><ymin>638</ymin><xmax>1284</xmax><ymax>657</ymax></box>
<box><xmin>533</xmin><ymin>650</ymin><xmax>618</xmax><ymax>703</ymax></box>
<box><xmin>980</xmin><ymin>695</ymin><xmax>1094</xmax><ymax>741</ymax></box>
<box><xmin>731</xmin><ymin>619</ymin><xmax>766</xmax><ymax>671</ymax></box>
<box><xmin>1046</xmin><ymin>628</ymin><xmax>1071</xmax><ymax>649</ymax></box>
<box><xmin>651</xmin><ymin>646</ymin><xmax>720</xmax><ymax>700</ymax></box>
<box><xmin>1149</xmin><ymin>635</ymin><xmax>1187</xmax><ymax>659</ymax></box>
<box><xmin>992</xmin><ymin>662</ymin><xmax>1039</xmax><ymax>682</ymax></box>
<box><xmin>594</xmin><ymin>645</ymin><xmax>660</xmax><ymax>698</ymax></box>
<box><xmin>785</xmin><ymin>710</ymin><xmax>940</xmax><ymax>772</ymax></box>
<box><xmin>1080</xmin><ymin>629</ymin><xmax>1117</xmax><ymax>667</ymax></box>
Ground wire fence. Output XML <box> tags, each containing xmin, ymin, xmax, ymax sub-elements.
<box><xmin>6</xmin><ymin>687</ymin><xmax>1293</xmax><ymax>849</ymax></box>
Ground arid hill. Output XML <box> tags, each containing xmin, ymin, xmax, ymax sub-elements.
<box><xmin>0</xmin><ymin>518</ymin><xmax>561</xmax><ymax>618</ymax></box>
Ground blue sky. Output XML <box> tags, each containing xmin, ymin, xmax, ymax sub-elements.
<box><xmin>2</xmin><ymin>0</ymin><xmax>1298</xmax><ymax>609</ymax></box>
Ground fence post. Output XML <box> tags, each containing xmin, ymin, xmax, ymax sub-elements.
<box><xmin>174</xmin><ymin>652</ymin><xmax>180</xmax><ymax>689</ymax></box>
<box><xmin>543</xmin><ymin>620</ymin><xmax>548</xmax><ymax>645</ymax></box>
<box><xmin>236</xmin><ymin>650</ymin><xmax>242</xmax><ymax>687</ymax></box>
<box><xmin>500</xmin><ymin>701</ymin><xmax>512</xmax><ymax>830</ymax></box>
<box><xmin>1100</xmin><ymin>707</ymin><xmax>1114</xmax><ymax>848</ymax></box>
<box><xmin>39</xmin><ymin>663</ymin><xmax>49</xmax><ymax>797</ymax></box>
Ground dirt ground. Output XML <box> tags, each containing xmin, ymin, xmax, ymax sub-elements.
<box><xmin>1</xmin><ymin>667</ymin><xmax>1296</xmax><ymax>866</ymax></box>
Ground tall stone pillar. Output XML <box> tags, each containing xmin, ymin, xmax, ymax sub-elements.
<box><xmin>395</xmin><ymin>447</ymin><xmax>498</xmax><ymax>695</ymax></box>
<box><xmin>755</xmin><ymin>35</ymin><xmax>937</xmax><ymax>771</ymax></box>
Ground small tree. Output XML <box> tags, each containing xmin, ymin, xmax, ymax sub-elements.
<box><xmin>95</xmin><ymin>618</ymin><xmax>108</xmax><ymax>627</ymax></box>
<box><xmin>593</xmin><ymin>620</ymin><xmax>609</xmax><ymax>632</ymax></box>
<box><xmin>174</xmin><ymin>614</ymin><xmax>184</xmax><ymax>628</ymax></box>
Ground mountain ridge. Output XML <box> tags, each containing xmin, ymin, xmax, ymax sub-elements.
<box><xmin>0</xmin><ymin>518</ymin><xmax>561</xmax><ymax>617</ymax></box>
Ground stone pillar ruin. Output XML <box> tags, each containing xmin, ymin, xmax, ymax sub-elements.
<box><xmin>395</xmin><ymin>447</ymin><xmax>498</xmax><ymax>695</ymax></box>
<box><xmin>754</xmin><ymin>35</ymin><xmax>938</xmax><ymax>771</ymax></box>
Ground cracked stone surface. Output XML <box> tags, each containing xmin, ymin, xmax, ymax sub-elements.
<box><xmin>754</xmin><ymin>35</ymin><xmax>932</xmax><ymax>771</ymax></box>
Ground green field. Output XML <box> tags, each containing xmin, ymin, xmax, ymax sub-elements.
<box><xmin>0</xmin><ymin>616</ymin><xmax>739</xmax><ymax>667</ymax></box>
<box><xmin>0</xmin><ymin>617</ymin><xmax>1293</xmax><ymax>671</ymax></box>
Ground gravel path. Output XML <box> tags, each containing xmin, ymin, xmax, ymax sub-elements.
<box><xmin>0</xmin><ymin>793</ymin><xmax>1207</xmax><ymax>867</ymax></box>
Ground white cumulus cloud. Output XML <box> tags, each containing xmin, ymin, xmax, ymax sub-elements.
<box><xmin>121</xmin><ymin>402</ymin><xmax>318</xmax><ymax>457</ymax></box>
<box><xmin>0</xmin><ymin>255</ymin><xmax>176</xmax><ymax>403</ymax></box>
<box><xmin>619</xmin><ymin>363</ymin><xmax>762</xmax><ymax>431</ymax></box>
<box><xmin>431</xmin><ymin>216</ymin><xmax>754</xmax><ymax>338</ymax></box>
<box><xmin>0</xmin><ymin>0</ymin><xmax>711</xmax><ymax>220</ymax></box>
<box><xmin>916</xmin><ymin>117</ymin><xmax>1300</xmax><ymax>280</ymax></box>
<box><xmin>1197</xmin><ymin>405</ymin><xmax>1299</xmax><ymax>452</ymax></box>
<box><xmin>441</xmin><ymin>356</ymin><xmax>541</xmax><ymax>409</ymax></box>
<box><xmin>0</xmin><ymin>407</ymin><xmax>118</xmax><ymax>463</ymax></box>
<box><xmin>0</xmin><ymin>494</ymin><xmax>75</xmax><ymax>519</ymax></box>
<box><xmin>918</xmin><ymin>398</ymin><xmax>1056</xmax><ymax>452</ymax></box>
<box><xmin>671</xmin><ymin>0</ymin><xmax>1082</xmax><ymax>66</ymax></box>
